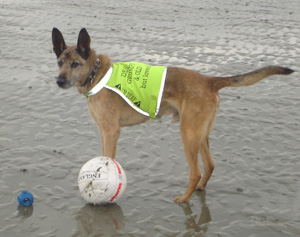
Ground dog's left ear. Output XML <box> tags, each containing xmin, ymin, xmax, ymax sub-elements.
<box><xmin>77</xmin><ymin>28</ymin><xmax>91</xmax><ymax>60</ymax></box>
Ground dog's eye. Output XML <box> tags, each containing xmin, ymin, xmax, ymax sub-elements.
<box><xmin>71</xmin><ymin>61</ymin><xmax>80</xmax><ymax>68</ymax></box>
<box><xmin>57</xmin><ymin>60</ymin><xmax>63</xmax><ymax>67</ymax></box>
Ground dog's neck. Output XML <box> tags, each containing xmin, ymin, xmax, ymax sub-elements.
<box><xmin>80</xmin><ymin>58</ymin><xmax>101</xmax><ymax>87</ymax></box>
<box><xmin>77</xmin><ymin>54</ymin><xmax>112</xmax><ymax>96</ymax></box>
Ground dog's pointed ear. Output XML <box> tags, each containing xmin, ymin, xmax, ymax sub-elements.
<box><xmin>77</xmin><ymin>28</ymin><xmax>91</xmax><ymax>60</ymax></box>
<box><xmin>52</xmin><ymin>28</ymin><xmax>67</xmax><ymax>58</ymax></box>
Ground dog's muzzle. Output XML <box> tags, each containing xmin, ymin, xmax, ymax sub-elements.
<box><xmin>56</xmin><ymin>75</ymin><xmax>66</xmax><ymax>88</ymax></box>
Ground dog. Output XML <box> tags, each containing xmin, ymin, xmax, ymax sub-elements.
<box><xmin>52</xmin><ymin>28</ymin><xmax>293</xmax><ymax>203</ymax></box>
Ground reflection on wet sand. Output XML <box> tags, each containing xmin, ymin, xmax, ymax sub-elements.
<box><xmin>74</xmin><ymin>204</ymin><xmax>125</xmax><ymax>236</ymax></box>
<box><xmin>17</xmin><ymin>205</ymin><xmax>34</xmax><ymax>218</ymax></box>
<box><xmin>179</xmin><ymin>190</ymin><xmax>211</xmax><ymax>235</ymax></box>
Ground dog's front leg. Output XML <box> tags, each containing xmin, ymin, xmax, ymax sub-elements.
<box><xmin>97</xmin><ymin>121</ymin><xmax>120</xmax><ymax>159</ymax></box>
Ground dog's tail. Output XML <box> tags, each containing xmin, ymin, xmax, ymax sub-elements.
<box><xmin>210</xmin><ymin>66</ymin><xmax>294</xmax><ymax>91</ymax></box>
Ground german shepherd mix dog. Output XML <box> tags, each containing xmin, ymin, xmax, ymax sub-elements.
<box><xmin>52</xmin><ymin>28</ymin><xmax>293</xmax><ymax>203</ymax></box>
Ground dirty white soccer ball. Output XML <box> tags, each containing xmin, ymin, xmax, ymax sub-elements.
<box><xmin>78</xmin><ymin>157</ymin><xmax>127</xmax><ymax>205</ymax></box>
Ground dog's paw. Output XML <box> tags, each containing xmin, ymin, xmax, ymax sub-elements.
<box><xmin>196</xmin><ymin>182</ymin><xmax>206</xmax><ymax>191</ymax></box>
<box><xmin>174</xmin><ymin>195</ymin><xmax>190</xmax><ymax>203</ymax></box>
<box><xmin>196</xmin><ymin>185</ymin><xmax>205</xmax><ymax>191</ymax></box>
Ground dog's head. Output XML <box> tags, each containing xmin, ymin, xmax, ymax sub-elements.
<box><xmin>52</xmin><ymin>28</ymin><xmax>96</xmax><ymax>89</ymax></box>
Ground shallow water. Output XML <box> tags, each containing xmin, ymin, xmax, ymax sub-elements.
<box><xmin>0</xmin><ymin>0</ymin><xmax>300</xmax><ymax>236</ymax></box>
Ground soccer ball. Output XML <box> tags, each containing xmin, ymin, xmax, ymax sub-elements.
<box><xmin>78</xmin><ymin>157</ymin><xmax>127</xmax><ymax>205</ymax></box>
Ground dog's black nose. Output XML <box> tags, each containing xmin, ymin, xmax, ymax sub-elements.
<box><xmin>56</xmin><ymin>76</ymin><xmax>66</xmax><ymax>87</ymax></box>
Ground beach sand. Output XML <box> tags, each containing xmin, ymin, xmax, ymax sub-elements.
<box><xmin>0</xmin><ymin>0</ymin><xmax>299</xmax><ymax>236</ymax></box>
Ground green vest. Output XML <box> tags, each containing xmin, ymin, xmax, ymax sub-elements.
<box><xmin>85</xmin><ymin>62</ymin><xmax>167</xmax><ymax>119</ymax></box>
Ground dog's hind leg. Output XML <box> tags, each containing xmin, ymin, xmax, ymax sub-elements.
<box><xmin>196</xmin><ymin>136</ymin><xmax>215</xmax><ymax>190</ymax></box>
<box><xmin>174</xmin><ymin>107</ymin><xmax>212</xmax><ymax>202</ymax></box>
<box><xmin>174</xmin><ymin>97</ymin><xmax>218</xmax><ymax>202</ymax></box>
<box><xmin>197</xmin><ymin>103</ymin><xmax>218</xmax><ymax>190</ymax></box>
<box><xmin>174</xmin><ymin>121</ymin><xmax>202</xmax><ymax>203</ymax></box>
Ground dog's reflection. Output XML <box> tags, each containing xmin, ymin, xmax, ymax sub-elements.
<box><xmin>74</xmin><ymin>203</ymin><xmax>125</xmax><ymax>236</ymax></box>
<box><xmin>178</xmin><ymin>190</ymin><xmax>211</xmax><ymax>234</ymax></box>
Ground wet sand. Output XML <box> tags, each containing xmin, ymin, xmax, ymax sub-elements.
<box><xmin>0</xmin><ymin>0</ymin><xmax>300</xmax><ymax>236</ymax></box>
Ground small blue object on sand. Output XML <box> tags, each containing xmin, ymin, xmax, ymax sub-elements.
<box><xmin>18</xmin><ymin>190</ymin><xmax>34</xmax><ymax>206</ymax></box>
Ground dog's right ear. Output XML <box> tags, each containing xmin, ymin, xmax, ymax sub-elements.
<box><xmin>52</xmin><ymin>28</ymin><xmax>67</xmax><ymax>58</ymax></box>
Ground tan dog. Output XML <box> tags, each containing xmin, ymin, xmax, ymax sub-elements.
<box><xmin>52</xmin><ymin>28</ymin><xmax>293</xmax><ymax>203</ymax></box>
